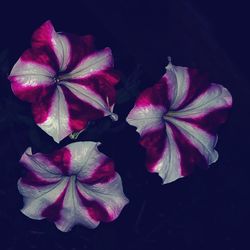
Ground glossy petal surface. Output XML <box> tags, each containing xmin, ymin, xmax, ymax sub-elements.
<box><xmin>127</xmin><ymin>63</ymin><xmax>232</xmax><ymax>184</ymax></box>
<box><xmin>9</xmin><ymin>20</ymin><xmax>119</xmax><ymax>143</ymax></box>
<box><xmin>18</xmin><ymin>142</ymin><xmax>129</xmax><ymax>232</ymax></box>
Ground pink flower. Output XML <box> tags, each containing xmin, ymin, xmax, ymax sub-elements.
<box><xmin>9</xmin><ymin>21</ymin><xmax>119</xmax><ymax>143</ymax></box>
<box><xmin>18</xmin><ymin>141</ymin><xmax>129</xmax><ymax>232</ymax></box>
<box><xmin>127</xmin><ymin>62</ymin><xmax>232</xmax><ymax>184</ymax></box>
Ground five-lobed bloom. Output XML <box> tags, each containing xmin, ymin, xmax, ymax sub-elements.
<box><xmin>9</xmin><ymin>21</ymin><xmax>233</xmax><ymax>231</ymax></box>
<box><xmin>9</xmin><ymin>20</ymin><xmax>119</xmax><ymax>143</ymax></box>
<box><xmin>18</xmin><ymin>142</ymin><xmax>129</xmax><ymax>232</ymax></box>
<box><xmin>127</xmin><ymin>62</ymin><xmax>232</xmax><ymax>184</ymax></box>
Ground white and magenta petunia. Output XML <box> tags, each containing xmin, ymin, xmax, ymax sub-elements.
<box><xmin>9</xmin><ymin>20</ymin><xmax>119</xmax><ymax>143</ymax></box>
<box><xmin>18</xmin><ymin>141</ymin><xmax>129</xmax><ymax>232</ymax></box>
<box><xmin>127</xmin><ymin>62</ymin><xmax>232</xmax><ymax>184</ymax></box>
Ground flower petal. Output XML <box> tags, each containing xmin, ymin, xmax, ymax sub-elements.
<box><xmin>61</xmin><ymin>33</ymin><xmax>94</xmax><ymax>73</ymax></box>
<box><xmin>31</xmin><ymin>20</ymin><xmax>71</xmax><ymax>71</ymax></box>
<box><xmin>20</xmin><ymin>178</ymin><xmax>69</xmax><ymax>221</ymax></box>
<box><xmin>63</xmin><ymin>141</ymin><xmax>105</xmax><ymax>177</ymax></box>
<box><xmin>53</xmin><ymin>176</ymin><xmax>99</xmax><ymax>231</ymax></box>
<box><xmin>9</xmin><ymin>51</ymin><xmax>56</xmax><ymax>103</ymax></box>
<box><xmin>164</xmin><ymin>63</ymin><xmax>190</xmax><ymax>109</ymax></box>
<box><xmin>31</xmin><ymin>20</ymin><xmax>97</xmax><ymax>73</ymax></box>
<box><xmin>18</xmin><ymin>148</ymin><xmax>63</xmax><ymax>198</ymax></box>
<box><xmin>66</xmin><ymin>48</ymin><xmax>114</xmax><ymax>79</ymax></box>
<box><xmin>11</xmin><ymin>21</ymin><xmax>63</xmax><ymax>76</ymax></box>
<box><xmin>61</xmin><ymin>85</ymin><xmax>105</xmax><ymax>132</ymax></box>
<box><xmin>66</xmin><ymin>70</ymin><xmax>119</xmax><ymax>109</ymax></box>
<box><xmin>153</xmin><ymin>121</ymin><xmax>210</xmax><ymax>184</ymax></box>
<box><xmin>139</xmin><ymin>124</ymin><xmax>167</xmax><ymax>172</ymax></box>
<box><xmin>139</xmin><ymin>123</ymin><xmax>183</xmax><ymax>183</ymax></box>
<box><xmin>172</xmin><ymin>124</ymin><xmax>215</xmax><ymax>163</ymax></box>
<box><xmin>31</xmin><ymin>82</ymin><xmax>107</xmax><ymax>143</ymax></box>
<box><xmin>77</xmin><ymin>173</ymin><xmax>129</xmax><ymax>222</ymax></box>
<box><xmin>32</xmin><ymin>86</ymin><xmax>71</xmax><ymax>143</ymax></box>
<box><xmin>136</xmin><ymin>121</ymin><xmax>211</xmax><ymax>184</ymax></box>
<box><xmin>126</xmin><ymin>79</ymin><xmax>169</xmax><ymax>134</ymax></box>
<box><xmin>19</xmin><ymin>147</ymin><xmax>63</xmax><ymax>177</ymax></box>
<box><xmin>167</xmin><ymin>83</ymin><xmax>232</xmax><ymax>134</ymax></box>
<box><xmin>18</xmin><ymin>142</ymin><xmax>129</xmax><ymax>232</ymax></box>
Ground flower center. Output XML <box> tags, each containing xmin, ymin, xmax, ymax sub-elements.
<box><xmin>162</xmin><ymin>110</ymin><xmax>175</xmax><ymax>121</ymax></box>
<box><xmin>53</xmin><ymin>72</ymin><xmax>66</xmax><ymax>85</ymax></box>
<box><xmin>163</xmin><ymin>112</ymin><xmax>170</xmax><ymax>121</ymax></box>
<box><xmin>54</xmin><ymin>77</ymin><xmax>60</xmax><ymax>84</ymax></box>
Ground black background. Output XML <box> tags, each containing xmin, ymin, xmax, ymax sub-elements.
<box><xmin>0</xmin><ymin>0</ymin><xmax>249</xmax><ymax>250</ymax></box>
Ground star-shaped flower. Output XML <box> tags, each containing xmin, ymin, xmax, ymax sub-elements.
<box><xmin>18</xmin><ymin>141</ymin><xmax>129</xmax><ymax>232</ymax></box>
<box><xmin>9</xmin><ymin>20</ymin><xmax>119</xmax><ymax>143</ymax></box>
<box><xmin>127</xmin><ymin>62</ymin><xmax>232</xmax><ymax>184</ymax></box>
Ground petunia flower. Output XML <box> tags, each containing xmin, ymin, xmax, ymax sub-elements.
<box><xmin>18</xmin><ymin>141</ymin><xmax>129</xmax><ymax>232</ymax></box>
<box><xmin>9</xmin><ymin>20</ymin><xmax>119</xmax><ymax>143</ymax></box>
<box><xmin>126</xmin><ymin>62</ymin><xmax>232</xmax><ymax>184</ymax></box>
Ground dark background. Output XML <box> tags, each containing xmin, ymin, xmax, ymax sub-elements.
<box><xmin>0</xmin><ymin>0</ymin><xmax>249</xmax><ymax>249</ymax></box>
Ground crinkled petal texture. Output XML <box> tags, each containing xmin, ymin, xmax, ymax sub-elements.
<box><xmin>18</xmin><ymin>141</ymin><xmax>129</xmax><ymax>232</ymax></box>
<box><xmin>9</xmin><ymin>20</ymin><xmax>119</xmax><ymax>143</ymax></box>
<box><xmin>127</xmin><ymin>63</ymin><xmax>232</xmax><ymax>184</ymax></box>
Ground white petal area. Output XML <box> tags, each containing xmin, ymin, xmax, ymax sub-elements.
<box><xmin>38</xmin><ymin>86</ymin><xmax>71</xmax><ymax>143</ymax></box>
<box><xmin>168</xmin><ymin>83</ymin><xmax>233</xmax><ymax>118</ymax></box>
<box><xmin>165</xmin><ymin>63</ymin><xmax>189</xmax><ymax>109</ymax></box>
<box><xmin>64</xmin><ymin>48</ymin><xmax>113</xmax><ymax>79</ymax></box>
<box><xmin>54</xmin><ymin>176</ymin><xmax>99</xmax><ymax>232</ymax></box>
<box><xmin>52</xmin><ymin>34</ymin><xmax>71</xmax><ymax>71</ymax></box>
<box><xmin>65</xmin><ymin>142</ymin><xmax>104</xmax><ymax>178</ymax></box>
<box><xmin>166</xmin><ymin>116</ymin><xmax>218</xmax><ymax>164</ymax></box>
<box><xmin>9</xmin><ymin>64</ymin><xmax>54</xmax><ymax>103</ymax></box>
<box><xmin>9</xmin><ymin>59</ymin><xmax>55</xmax><ymax>78</ymax></box>
<box><xmin>155</xmin><ymin>124</ymin><xmax>182</xmax><ymax>184</ymax></box>
<box><xmin>62</xmin><ymin>81</ymin><xmax>111</xmax><ymax>115</ymax></box>
<box><xmin>18</xmin><ymin>178</ymin><xmax>63</xmax><ymax>201</ymax></box>
<box><xmin>19</xmin><ymin>177</ymin><xmax>68</xmax><ymax>220</ymax></box>
<box><xmin>20</xmin><ymin>147</ymin><xmax>61</xmax><ymax>174</ymax></box>
<box><xmin>10</xmin><ymin>74</ymin><xmax>52</xmax><ymax>88</ymax></box>
<box><xmin>77</xmin><ymin>174</ymin><xmax>129</xmax><ymax>220</ymax></box>
<box><xmin>20</xmin><ymin>147</ymin><xmax>62</xmax><ymax>176</ymax></box>
<box><xmin>31</xmin><ymin>20</ymin><xmax>71</xmax><ymax>72</ymax></box>
<box><xmin>126</xmin><ymin>106</ymin><xmax>166</xmax><ymax>135</ymax></box>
